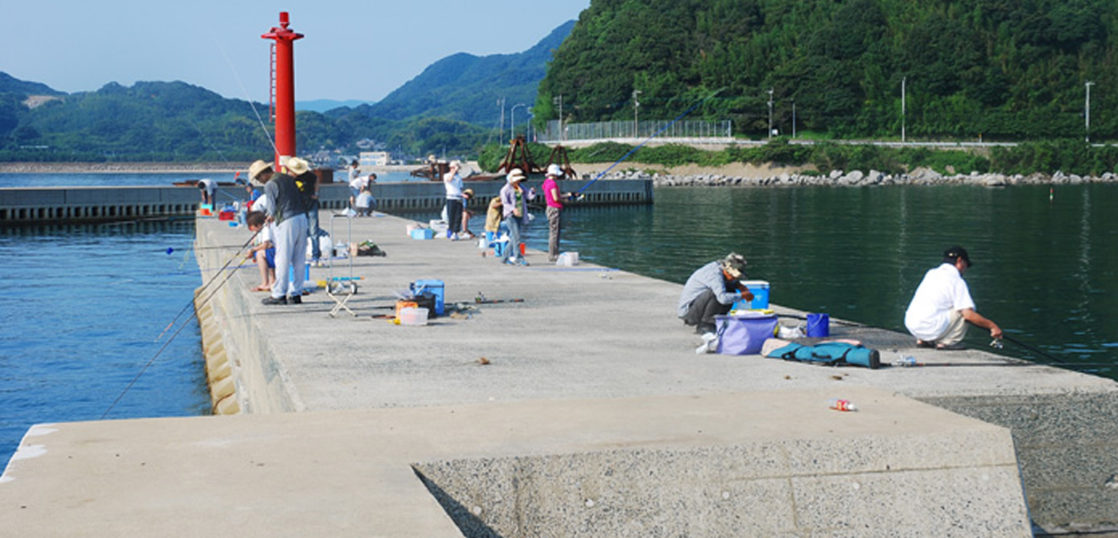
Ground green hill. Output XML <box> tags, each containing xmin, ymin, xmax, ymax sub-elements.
<box><xmin>535</xmin><ymin>0</ymin><xmax>1118</xmax><ymax>140</ymax></box>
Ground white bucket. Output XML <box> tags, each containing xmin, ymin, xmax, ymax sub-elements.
<box><xmin>398</xmin><ymin>307</ymin><xmax>428</xmax><ymax>326</ymax></box>
<box><xmin>556</xmin><ymin>252</ymin><xmax>580</xmax><ymax>266</ymax></box>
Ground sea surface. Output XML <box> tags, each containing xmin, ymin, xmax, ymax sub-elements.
<box><xmin>2</xmin><ymin>175</ymin><xmax>1116</xmax><ymax>469</ymax></box>
<box><xmin>0</xmin><ymin>169</ymin><xmax>420</xmax><ymax>188</ymax></box>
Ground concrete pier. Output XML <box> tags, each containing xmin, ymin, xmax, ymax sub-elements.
<box><xmin>3</xmin><ymin>209</ymin><xmax>1117</xmax><ymax>535</ymax></box>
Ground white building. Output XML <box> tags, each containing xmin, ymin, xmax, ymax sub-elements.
<box><xmin>359</xmin><ymin>151</ymin><xmax>390</xmax><ymax>167</ymax></box>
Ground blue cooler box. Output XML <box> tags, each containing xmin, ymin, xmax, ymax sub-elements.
<box><xmin>732</xmin><ymin>280</ymin><xmax>770</xmax><ymax>310</ymax></box>
<box><xmin>410</xmin><ymin>279</ymin><xmax>445</xmax><ymax>315</ymax></box>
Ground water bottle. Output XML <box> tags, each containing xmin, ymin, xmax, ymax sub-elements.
<box><xmin>827</xmin><ymin>398</ymin><xmax>857</xmax><ymax>412</ymax></box>
<box><xmin>892</xmin><ymin>355</ymin><xmax>919</xmax><ymax>367</ymax></box>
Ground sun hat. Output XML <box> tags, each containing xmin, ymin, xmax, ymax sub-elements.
<box><xmin>721</xmin><ymin>252</ymin><xmax>747</xmax><ymax>278</ymax></box>
<box><xmin>249</xmin><ymin>160</ymin><xmax>273</xmax><ymax>181</ymax></box>
<box><xmin>462</xmin><ymin>188</ymin><xmax>474</xmax><ymax>198</ymax></box>
<box><xmin>507</xmin><ymin>168</ymin><xmax>526</xmax><ymax>183</ymax></box>
<box><xmin>284</xmin><ymin>156</ymin><xmax>311</xmax><ymax>176</ymax></box>
<box><xmin>943</xmin><ymin>246</ymin><xmax>973</xmax><ymax>267</ymax></box>
<box><xmin>546</xmin><ymin>163</ymin><xmax>564</xmax><ymax>178</ymax></box>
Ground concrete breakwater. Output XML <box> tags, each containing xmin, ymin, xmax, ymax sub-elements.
<box><xmin>596</xmin><ymin>168</ymin><xmax>1118</xmax><ymax>188</ymax></box>
<box><xmin>2</xmin><ymin>210</ymin><xmax>1117</xmax><ymax>535</ymax></box>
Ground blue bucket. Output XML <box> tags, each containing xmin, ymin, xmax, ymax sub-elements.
<box><xmin>806</xmin><ymin>313</ymin><xmax>830</xmax><ymax>337</ymax></box>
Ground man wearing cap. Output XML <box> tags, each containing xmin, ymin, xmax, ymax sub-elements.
<box><xmin>904</xmin><ymin>246</ymin><xmax>1003</xmax><ymax>350</ymax></box>
<box><xmin>499</xmin><ymin>168</ymin><xmax>533</xmax><ymax>265</ymax></box>
<box><xmin>260</xmin><ymin>157</ymin><xmax>312</xmax><ymax>305</ymax></box>
<box><xmin>678</xmin><ymin>253</ymin><xmax>753</xmax><ymax>338</ymax></box>
<box><xmin>542</xmin><ymin>163</ymin><xmax>574</xmax><ymax>262</ymax></box>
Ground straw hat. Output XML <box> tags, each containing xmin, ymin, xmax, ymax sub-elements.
<box><xmin>249</xmin><ymin>160</ymin><xmax>273</xmax><ymax>181</ymax></box>
<box><xmin>284</xmin><ymin>157</ymin><xmax>310</xmax><ymax>176</ymax></box>
<box><xmin>506</xmin><ymin>168</ymin><xmax>526</xmax><ymax>183</ymax></box>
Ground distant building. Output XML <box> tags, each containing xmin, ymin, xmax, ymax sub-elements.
<box><xmin>360</xmin><ymin>151</ymin><xmax>390</xmax><ymax>167</ymax></box>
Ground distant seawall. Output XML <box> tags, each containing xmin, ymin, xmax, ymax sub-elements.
<box><xmin>0</xmin><ymin>179</ymin><xmax>654</xmax><ymax>225</ymax></box>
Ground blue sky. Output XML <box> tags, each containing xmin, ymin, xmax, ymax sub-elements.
<box><xmin>2</xmin><ymin>0</ymin><xmax>589</xmax><ymax>102</ymax></box>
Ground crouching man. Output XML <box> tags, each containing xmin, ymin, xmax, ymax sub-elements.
<box><xmin>904</xmin><ymin>246</ymin><xmax>1003</xmax><ymax>350</ymax></box>
<box><xmin>678</xmin><ymin>253</ymin><xmax>752</xmax><ymax>339</ymax></box>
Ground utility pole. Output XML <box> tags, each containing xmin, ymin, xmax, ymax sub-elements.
<box><xmin>553</xmin><ymin>94</ymin><xmax>564</xmax><ymax>141</ymax></box>
<box><xmin>511</xmin><ymin>103</ymin><xmax>526</xmax><ymax>142</ymax></box>
<box><xmin>767</xmin><ymin>88</ymin><xmax>774</xmax><ymax>139</ymax></box>
<box><xmin>498</xmin><ymin>98</ymin><xmax>506</xmax><ymax>143</ymax></box>
<box><xmin>901</xmin><ymin>76</ymin><xmax>907</xmax><ymax>143</ymax></box>
<box><xmin>791</xmin><ymin>99</ymin><xmax>796</xmax><ymax>139</ymax></box>
<box><xmin>632</xmin><ymin>90</ymin><xmax>642</xmax><ymax>139</ymax></box>
<box><xmin>1086</xmin><ymin>81</ymin><xmax>1095</xmax><ymax>143</ymax></box>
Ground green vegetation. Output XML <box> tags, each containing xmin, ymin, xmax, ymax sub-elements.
<box><xmin>537</xmin><ymin>0</ymin><xmax>1118</xmax><ymax>141</ymax></box>
<box><xmin>541</xmin><ymin>140</ymin><xmax>1118</xmax><ymax>177</ymax></box>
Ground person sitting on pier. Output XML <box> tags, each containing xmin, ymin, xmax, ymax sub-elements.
<box><xmin>355</xmin><ymin>183</ymin><xmax>377</xmax><ymax>217</ymax></box>
<box><xmin>244</xmin><ymin>210</ymin><xmax>276</xmax><ymax>292</ymax></box>
<box><xmin>678</xmin><ymin>253</ymin><xmax>752</xmax><ymax>337</ymax></box>
<box><xmin>904</xmin><ymin>246</ymin><xmax>1003</xmax><ymax>350</ymax></box>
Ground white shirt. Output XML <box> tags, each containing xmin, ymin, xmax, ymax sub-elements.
<box><xmin>349</xmin><ymin>175</ymin><xmax>367</xmax><ymax>191</ymax></box>
<box><xmin>904</xmin><ymin>263</ymin><xmax>976</xmax><ymax>340</ymax></box>
<box><xmin>443</xmin><ymin>171</ymin><xmax>463</xmax><ymax>200</ymax></box>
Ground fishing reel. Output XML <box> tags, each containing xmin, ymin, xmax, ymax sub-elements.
<box><xmin>989</xmin><ymin>338</ymin><xmax>1004</xmax><ymax>350</ymax></box>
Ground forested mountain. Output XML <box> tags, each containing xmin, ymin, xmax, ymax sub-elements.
<box><xmin>365</xmin><ymin>20</ymin><xmax>575</xmax><ymax>125</ymax></box>
<box><xmin>535</xmin><ymin>0</ymin><xmax>1118</xmax><ymax>140</ymax></box>
<box><xmin>0</xmin><ymin>20</ymin><xmax>574</xmax><ymax>162</ymax></box>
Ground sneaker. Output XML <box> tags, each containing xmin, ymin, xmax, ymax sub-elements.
<box><xmin>695</xmin><ymin>332</ymin><xmax>718</xmax><ymax>354</ymax></box>
<box><xmin>289</xmin><ymin>295</ymin><xmax>302</xmax><ymax>305</ymax></box>
<box><xmin>262</xmin><ymin>296</ymin><xmax>287</xmax><ymax>305</ymax></box>
<box><xmin>518</xmin><ymin>258</ymin><xmax>530</xmax><ymax>266</ymax></box>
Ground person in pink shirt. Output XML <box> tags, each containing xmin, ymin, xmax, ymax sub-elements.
<box><xmin>542</xmin><ymin>164</ymin><xmax>575</xmax><ymax>262</ymax></box>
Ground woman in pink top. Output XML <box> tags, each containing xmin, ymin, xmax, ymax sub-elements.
<box><xmin>542</xmin><ymin>164</ymin><xmax>573</xmax><ymax>262</ymax></box>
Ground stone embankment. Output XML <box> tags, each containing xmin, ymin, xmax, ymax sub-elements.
<box><xmin>595</xmin><ymin>168</ymin><xmax>1118</xmax><ymax>188</ymax></box>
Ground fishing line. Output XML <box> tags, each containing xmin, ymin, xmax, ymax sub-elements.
<box><xmin>1002</xmin><ymin>334</ymin><xmax>1068</xmax><ymax>364</ymax></box>
<box><xmin>209</xmin><ymin>30</ymin><xmax>279</xmax><ymax>155</ymax></box>
<box><xmin>155</xmin><ymin>228</ymin><xmax>259</xmax><ymax>342</ymax></box>
<box><xmin>575</xmin><ymin>88</ymin><xmax>724</xmax><ymax>196</ymax></box>
<box><xmin>103</xmin><ymin>241</ymin><xmax>256</xmax><ymax>419</ymax></box>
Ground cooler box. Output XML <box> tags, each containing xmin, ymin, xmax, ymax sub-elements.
<box><xmin>715</xmin><ymin>313</ymin><xmax>778</xmax><ymax>355</ymax></box>
<box><xmin>410</xmin><ymin>228</ymin><xmax>434</xmax><ymax>240</ymax></box>
<box><xmin>410</xmin><ymin>279</ymin><xmax>445</xmax><ymax>316</ymax></box>
<box><xmin>732</xmin><ymin>280</ymin><xmax>770</xmax><ymax>310</ymax></box>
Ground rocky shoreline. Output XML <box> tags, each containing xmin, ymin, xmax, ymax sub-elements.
<box><xmin>592</xmin><ymin>168</ymin><xmax>1118</xmax><ymax>187</ymax></box>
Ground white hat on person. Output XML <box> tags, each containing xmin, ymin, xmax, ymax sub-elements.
<box><xmin>506</xmin><ymin>168</ymin><xmax>526</xmax><ymax>183</ymax></box>
<box><xmin>284</xmin><ymin>157</ymin><xmax>311</xmax><ymax>176</ymax></box>
<box><xmin>546</xmin><ymin>163</ymin><xmax>563</xmax><ymax>178</ymax></box>
<box><xmin>249</xmin><ymin>160</ymin><xmax>273</xmax><ymax>181</ymax></box>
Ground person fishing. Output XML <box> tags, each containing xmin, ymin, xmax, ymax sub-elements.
<box><xmin>261</xmin><ymin>157</ymin><xmax>312</xmax><ymax>306</ymax></box>
<box><xmin>904</xmin><ymin>246</ymin><xmax>1003</xmax><ymax>350</ymax></box>
<box><xmin>678</xmin><ymin>253</ymin><xmax>753</xmax><ymax>337</ymax></box>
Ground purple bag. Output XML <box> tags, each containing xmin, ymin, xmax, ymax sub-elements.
<box><xmin>715</xmin><ymin>314</ymin><xmax>779</xmax><ymax>355</ymax></box>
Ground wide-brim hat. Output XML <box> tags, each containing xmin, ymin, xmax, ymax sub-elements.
<box><xmin>721</xmin><ymin>252</ymin><xmax>747</xmax><ymax>278</ymax></box>
<box><xmin>284</xmin><ymin>157</ymin><xmax>310</xmax><ymax>176</ymax></box>
<box><xmin>249</xmin><ymin>160</ymin><xmax>273</xmax><ymax>181</ymax></box>
<box><xmin>506</xmin><ymin>168</ymin><xmax>526</xmax><ymax>183</ymax></box>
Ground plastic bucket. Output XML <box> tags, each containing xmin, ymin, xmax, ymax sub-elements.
<box><xmin>732</xmin><ymin>280</ymin><xmax>770</xmax><ymax>310</ymax></box>
<box><xmin>806</xmin><ymin>313</ymin><xmax>830</xmax><ymax>337</ymax></box>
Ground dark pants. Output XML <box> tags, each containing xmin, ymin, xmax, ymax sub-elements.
<box><xmin>446</xmin><ymin>199</ymin><xmax>463</xmax><ymax>235</ymax></box>
<box><xmin>307</xmin><ymin>200</ymin><xmax>322</xmax><ymax>260</ymax></box>
<box><xmin>681</xmin><ymin>289</ymin><xmax>732</xmax><ymax>333</ymax></box>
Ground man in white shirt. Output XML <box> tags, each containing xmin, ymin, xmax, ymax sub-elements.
<box><xmin>904</xmin><ymin>246</ymin><xmax>1003</xmax><ymax>350</ymax></box>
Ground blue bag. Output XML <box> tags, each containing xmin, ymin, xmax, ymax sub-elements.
<box><xmin>764</xmin><ymin>341</ymin><xmax>881</xmax><ymax>369</ymax></box>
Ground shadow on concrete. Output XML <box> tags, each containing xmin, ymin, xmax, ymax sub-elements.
<box><xmin>412</xmin><ymin>465</ymin><xmax>503</xmax><ymax>538</ymax></box>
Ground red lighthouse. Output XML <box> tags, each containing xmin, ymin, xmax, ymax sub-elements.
<box><xmin>261</xmin><ymin>12</ymin><xmax>304</xmax><ymax>171</ymax></box>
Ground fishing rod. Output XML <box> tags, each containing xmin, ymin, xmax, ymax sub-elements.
<box><xmin>104</xmin><ymin>236</ymin><xmax>258</xmax><ymax>418</ymax></box>
<box><xmin>155</xmin><ymin>228</ymin><xmax>259</xmax><ymax>341</ymax></box>
<box><xmin>1000</xmin><ymin>334</ymin><xmax>1068</xmax><ymax>364</ymax></box>
<box><xmin>575</xmin><ymin>88</ymin><xmax>725</xmax><ymax>196</ymax></box>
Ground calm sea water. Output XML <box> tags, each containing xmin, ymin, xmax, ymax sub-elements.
<box><xmin>0</xmin><ymin>170</ymin><xmax>419</xmax><ymax>188</ymax></box>
<box><xmin>3</xmin><ymin>176</ymin><xmax>1116</xmax><ymax>469</ymax></box>
<box><xmin>0</xmin><ymin>219</ymin><xmax>211</xmax><ymax>468</ymax></box>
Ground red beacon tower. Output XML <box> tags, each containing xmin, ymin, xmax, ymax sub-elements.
<box><xmin>261</xmin><ymin>12</ymin><xmax>304</xmax><ymax>171</ymax></box>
